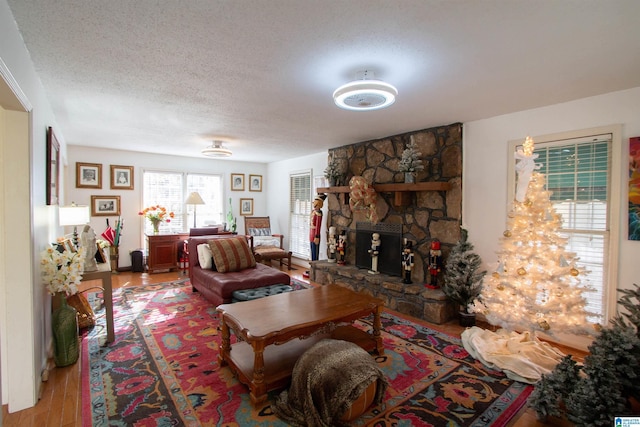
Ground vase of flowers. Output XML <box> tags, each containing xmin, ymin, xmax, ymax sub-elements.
<box><xmin>41</xmin><ymin>245</ymin><xmax>86</xmax><ymax>366</ymax></box>
<box><xmin>139</xmin><ymin>205</ymin><xmax>175</xmax><ymax>234</ymax></box>
<box><xmin>324</xmin><ymin>158</ymin><xmax>344</xmax><ymax>187</ymax></box>
<box><xmin>398</xmin><ymin>140</ymin><xmax>425</xmax><ymax>183</ymax></box>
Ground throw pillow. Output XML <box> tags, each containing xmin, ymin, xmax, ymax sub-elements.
<box><xmin>208</xmin><ymin>237</ymin><xmax>256</xmax><ymax>273</ymax></box>
<box><xmin>248</xmin><ymin>227</ymin><xmax>271</xmax><ymax>236</ymax></box>
<box><xmin>197</xmin><ymin>243</ymin><xmax>214</xmax><ymax>269</ymax></box>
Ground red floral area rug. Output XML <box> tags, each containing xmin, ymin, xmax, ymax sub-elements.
<box><xmin>82</xmin><ymin>280</ymin><xmax>532</xmax><ymax>426</ymax></box>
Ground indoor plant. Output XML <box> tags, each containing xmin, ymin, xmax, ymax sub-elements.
<box><xmin>41</xmin><ymin>244</ymin><xmax>86</xmax><ymax>366</ymax></box>
<box><xmin>398</xmin><ymin>140</ymin><xmax>424</xmax><ymax>183</ymax></box>
<box><xmin>138</xmin><ymin>205</ymin><xmax>175</xmax><ymax>233</ymax></box>
<box><xmin>442</xmin><ymin>228</ymin><xmax>486</xmax><ymax>326</ymax></box>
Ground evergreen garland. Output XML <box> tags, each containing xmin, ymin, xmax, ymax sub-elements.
<box><xmin>442</xmin><ymin>228</ymin><xmax>486</xmax><ymax>313</ymax></box>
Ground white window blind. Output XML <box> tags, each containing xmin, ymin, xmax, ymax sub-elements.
<box><xmin>143</xmin><ymin>171</ymin><xmax>184</xmax><ymax>234</ymax></box>
<box><xmin>143</xmin><ymin>170</ymin><xmax>223</xmax><ymax>234</ymax></box>
<box><xmin>510</xmin><ymin>133</ymin><xmax>616</xmax><ymax>323</ymax></box>
<box><xmin>186</xmin><ymin>174</ymin><xmax>224</xmax><ymax>227</ymax></box>
<box><xmin>533</xmin><ymin>137</ymin><xmax>611</xmax><ymax>321</ymax></box>
<box><xmin>289</xmin><ymin>171</ymin><xmax>311</xmax><ymax>259</ymax></box>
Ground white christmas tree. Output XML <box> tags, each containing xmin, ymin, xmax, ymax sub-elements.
<box><xmin>471</xmin><ymin>137</ymin><xmax>598</xmax><ymax>336</ymax></box>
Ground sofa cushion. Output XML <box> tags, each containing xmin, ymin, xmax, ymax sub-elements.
<box><xmin>197</xmin><ymin>243</ymin><xmax>215</xmax><ymax>270</ymax></box>
<box><xmin>253</xmin><ymin>236</ymin><xmax>281</xmax><ymax>247</ymax></box>
<box><xmin>208</xmin><ymin>236</ymin><xmax>256</xmax><ymax>273</ymax></box>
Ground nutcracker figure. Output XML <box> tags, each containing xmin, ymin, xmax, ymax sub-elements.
<box><xmin>328</xmin><ymin>226</ymin><xmax>337</xmax><ymax>263</ymax></box>
<box><xmin>426</xmin><ymin>239</ymin><xmax>442</xmax><ymax>289</ymax></box>
<box><xmin>402</xmin><ymin>240</ymin><xmax>414</xmax><ymax>284</ymax></box>
<box><xmin>337</xmin><ymin>231</ymin><xmax>347</xmax><ymax>265</ymax></box>
<box><xmin>368</xmin><ymin>232</ymin><xmax>381</xmax><ymax>274</ymax></box>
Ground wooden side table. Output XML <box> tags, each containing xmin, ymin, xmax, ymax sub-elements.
<box><xmin>146</xmin><ymin>233</ymin><xmax>189</xmax><ymax>273</ymax></box>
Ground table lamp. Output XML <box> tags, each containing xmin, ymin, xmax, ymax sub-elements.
<box><xmin>185</xmin><ymin>192</ymin><xmax>205</xmax><ymax>228</ymax></box>
<box><xmin>59</xmin><ymin>203</ymin><xmax>90</xmax><ymax>247</ymax></box>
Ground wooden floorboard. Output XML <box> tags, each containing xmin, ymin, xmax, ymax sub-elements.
<box><xmin>2</xmin><ymin>262</ymin><xmax>585</xmax><ymax>426</ymax></box>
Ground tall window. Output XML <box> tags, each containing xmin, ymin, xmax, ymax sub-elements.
<box><xmin>143</xmin><ymin>170</ymin><xmax>223</xmax><ymax>234</ymax></box>
<box><xmin>289</xmin><ymin>171</ymin><xmax>312</xmax><ymax>259</ymax></box>
<box><xmin>508</xmin><ymin>126</ymin><xmax>621</xmax><ymax>324</ymax></box>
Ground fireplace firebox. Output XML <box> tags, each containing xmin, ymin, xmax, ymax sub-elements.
<box><xmin>355</xmin><ymin>222</ymin><xmax>403</xmax><ymax>276</ymax></box>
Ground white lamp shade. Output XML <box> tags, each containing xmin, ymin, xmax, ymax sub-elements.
<box><xmin>185</xmin><ymin>192</ymin><xmax>205</xmax><ymax>205</ymax></box>
<box><xmin>59</xmin><ymin>205</ymin><xmax>90</xmax><ymax>226</ymax></box>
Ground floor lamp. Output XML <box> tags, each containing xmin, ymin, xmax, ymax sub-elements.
<box><xmin>185</xmin><ymin>192</ymin><xmax>205</xmax><ymax>228</ymax></box>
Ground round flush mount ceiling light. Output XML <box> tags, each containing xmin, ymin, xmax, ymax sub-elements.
<box><xmin>333</xmin><ymin>70</ymin><xmax>398</xmax><ymax>111</ymax></box>
<box><xmin>201</xmin><ymin>140</ymin><xmax>232</xmax><ymax>158</ymax></box>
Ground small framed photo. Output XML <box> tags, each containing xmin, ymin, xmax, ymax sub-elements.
<box><xmin>91</xmin><ymin>195</ymin><xmax>121</xmax><ymax>216</ymax></box>
<box><xmin>110</xmin><ymin>165</ymin><xmax>134</xmax><ymax>190</ymax></box>
<box><xmin>231</xmin><ymin>173</ymin><xmax>245</xmax><ymax>191</ymax></box>
<box><xmin>249</xmin><ymin>174</ymin><xmax>262</xmax><ymax>192</ymax></box>
<box><xmin>46</xmin><ymin>127</ymin><xmax>60</xmax><ymax>205</ymax></box>
<box><xmin>240</xmin><ymin>198</ymin><xmax>253</xmax><ymax>216</ymax></box>
<box><xmin>76</xmin><ymin>162</ymin><xmax>102</xmax><ymax>189</ymax></box>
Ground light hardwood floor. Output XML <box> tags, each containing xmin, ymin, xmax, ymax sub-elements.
<box><xmin>2</xmin><ymin>264</ymin><xmax>583</xmax><ymax>426</ymax></box>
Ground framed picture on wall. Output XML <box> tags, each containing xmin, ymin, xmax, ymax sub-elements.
<box><xmin>231</xmin><ymin>173</ymin><xmax>245</xmax><ymax>191</ymax></box>
<box><xmin>240</xmin><ymin>198</ymin><xmax>253</xmax><ymax>216</ymax></box>
<box><xmin>76</xmin><ymin>162</ymin><xmax>102</xmax><ymax>189</ymax></box>
<box><xmin>46</xmin><ymin>127</ymin><xmax>60</xmax><ymax>205</ymax></box>
<box><xmin>249</xmin><ymin>174</ymin><xmax>262</xmax><ymax>192</ymax></box>
<box><xmin>91</xmin><ymin>195</ymin><xmax>121</xmax><ymax>216</ymax></box>
<box><xmin>110</xmin><ymin>164</ymin><xmax>134</xmax><ymax>190</ymax></box>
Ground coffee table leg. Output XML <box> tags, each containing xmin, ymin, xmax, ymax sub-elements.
<box><xmin>373</xmin><ymin>306</ymin><xmax>384</xmax><ymax>355</ymax></box>
<box><xmin>219</xmin><ymin>317</ymin><xmax>230</xmax><ymax>367</ymax></box>
<box><xmin>250</xmin><ymin>343</ymin><xmax>267</xmax><ymax>405</ymax></box>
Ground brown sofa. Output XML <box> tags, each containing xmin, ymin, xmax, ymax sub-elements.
<box><xmin>188</xmin><ymin>235</ymin><xmax>291</xmax><ymax>306</ymax></box>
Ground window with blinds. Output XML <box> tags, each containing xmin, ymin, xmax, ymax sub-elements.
<box><xmin>509</xmin><ymin>131</ymin><xmax>619</xmax><ymax>323</ymax></box>
<box><xmin>289</xmin><ymin>171</ymin><xmax>312</xmax><ymax>259</ymax></box>
<box><xmin>143</xmin><ymin>170</ymin><xmax>223</xmax><ymax>234</ymax></box>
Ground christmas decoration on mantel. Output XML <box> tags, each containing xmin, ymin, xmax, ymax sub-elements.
<box><xmin>349</xmin><ymin>176</ymin><xmax>378</xmax><ymax>223</ymax></box>
<box><xmin>462</xmin><ymin>136</ymin><xmax>599</xmax><ymax>384</ymax></box>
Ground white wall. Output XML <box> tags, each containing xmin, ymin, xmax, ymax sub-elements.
<box><xmin>66</xmin><ymin>146</ymin><xmax>268</xmax><ymax>267</ymax></box>
<box><xmin>267</xmin><ymin>151</ymin><xmax>329</xmax><ymax>265</ymax></box>
<box><xmin>1</xmin><ymin>0</ymin><xmax>64</xmax><ymax>411</ymax></box>
<box><xmin>464</xmin><ymin>86</ymin><xmax>640</xmax><ymax>315</ymax></box>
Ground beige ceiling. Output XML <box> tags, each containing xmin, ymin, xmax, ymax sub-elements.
<box><xmin>6</xmin><ymin>0</ymin><xmax>640</xmax><ymax>163</ymax></box>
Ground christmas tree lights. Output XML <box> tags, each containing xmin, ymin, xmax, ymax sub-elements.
<box><xmin>471</xmin><ymin>137</ymin><xmax>598</xmax><ymax>336</ymax></box>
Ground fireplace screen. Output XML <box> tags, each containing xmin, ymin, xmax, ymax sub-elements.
<box><xmin>355</xmin><ymin>222</ymin><xmax>403</xmax><ymax>276</ymax></box>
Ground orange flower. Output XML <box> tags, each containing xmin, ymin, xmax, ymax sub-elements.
<box><xmin>138</xmin><ymin>206</ymin><xmax>175</xmax><ymax>223</ymax></box>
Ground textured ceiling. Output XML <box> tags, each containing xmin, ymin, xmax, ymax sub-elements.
<box><xmin>6</xmin><ymin>0</ymin><xmax>640</xmax><ymax>163</ymax></box>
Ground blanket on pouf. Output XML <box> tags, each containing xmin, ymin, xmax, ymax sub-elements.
<box><xmin>272</xmin><ymin>339</ymin><xmax>387</xmax><ymax>427</ymax></box>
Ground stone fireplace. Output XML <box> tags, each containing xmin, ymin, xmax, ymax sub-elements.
<box><xmin>309</xmin><ymin>122</ymin><xmax>463</xmax><ymax>323</ymax></box>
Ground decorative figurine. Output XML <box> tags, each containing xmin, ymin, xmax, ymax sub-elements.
<box><xmin>304</xmin><ymin>194</ymin><xmax>327</xmax><ymax>278</ymax></box>
<box><xmin>402</xmin><ymin>239</ymin><xmax>414</xmax><ymax>284</ymax></box>
<box><xmin>80</xmin><ymin>225</ymin><xmax>98</xmax><ymax>272</ymax></box>
<box><xmin>426</xmin><ymin>239</ymin><xmax>443</xmax><ymax>289</ymax></box>
<box><xmin>368</xmin><ymin>232</ymin><xmax>381</xmax><ymax>274</ymax></box>
<box><xmin>309</xmin><ymin>194</ymin><xmax>327</xmax><ymax>262</ymax></box>
<box><xmin>328</xmin><ymin>226</ymin><xmax>337</xmax><ymax>263</ymax></box>
<box><xmin>337</xmin><ymin>231</ymin><xmax>346</xmax><ymax>265</ymax></box>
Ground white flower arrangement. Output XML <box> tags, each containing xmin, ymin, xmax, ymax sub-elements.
<box><xmin>40</xmin><ymin>245</ymin><xmax>86</xmax><ymax>295</ymax></box>
<box><xmin>398</xmin><ymin>140</ymin><xmax>425</xmax><ymax>173</ymax></box>
<box><xmin>324</xmin><ymin>158</ymin><xmax>344</xmax><ymax>185</ymax></box>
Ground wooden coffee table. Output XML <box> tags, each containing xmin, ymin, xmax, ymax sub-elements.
<box><xmin>217</xmin><ymin>284</ymin><xmax>384</xmax><ymax>405</ymax></box>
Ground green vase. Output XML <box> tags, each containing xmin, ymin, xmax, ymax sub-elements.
<box><xmin>52</xmin><ymin>293</ymin><xmax>79</xmax><ymax>367</ymax></box>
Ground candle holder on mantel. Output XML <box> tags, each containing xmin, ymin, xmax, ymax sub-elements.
<box><xmin>110</xmin><ymin>246</ymin><xmax>119</xmax><ymax>274</ymax></box>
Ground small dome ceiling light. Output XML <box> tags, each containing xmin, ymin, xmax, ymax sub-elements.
<box><xmin>201</xmin><ymin>140</ymin><xmax>232</xmax><ymax>158</ymax></box>
<box><xmin>333</xmin><ymin>70</ymin><xmax>398</xmax><ymax>111</ymax></box>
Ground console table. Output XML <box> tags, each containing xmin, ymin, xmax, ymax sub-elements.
<box><xmin>80</xmin><ymin>263</ymin><xmax>114</xmax><ymax>343</ymax></box>
<box><xmin>146</xmin><ymin>233</ymin><xmax>189</xmax><ymax>273</ymax></box>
